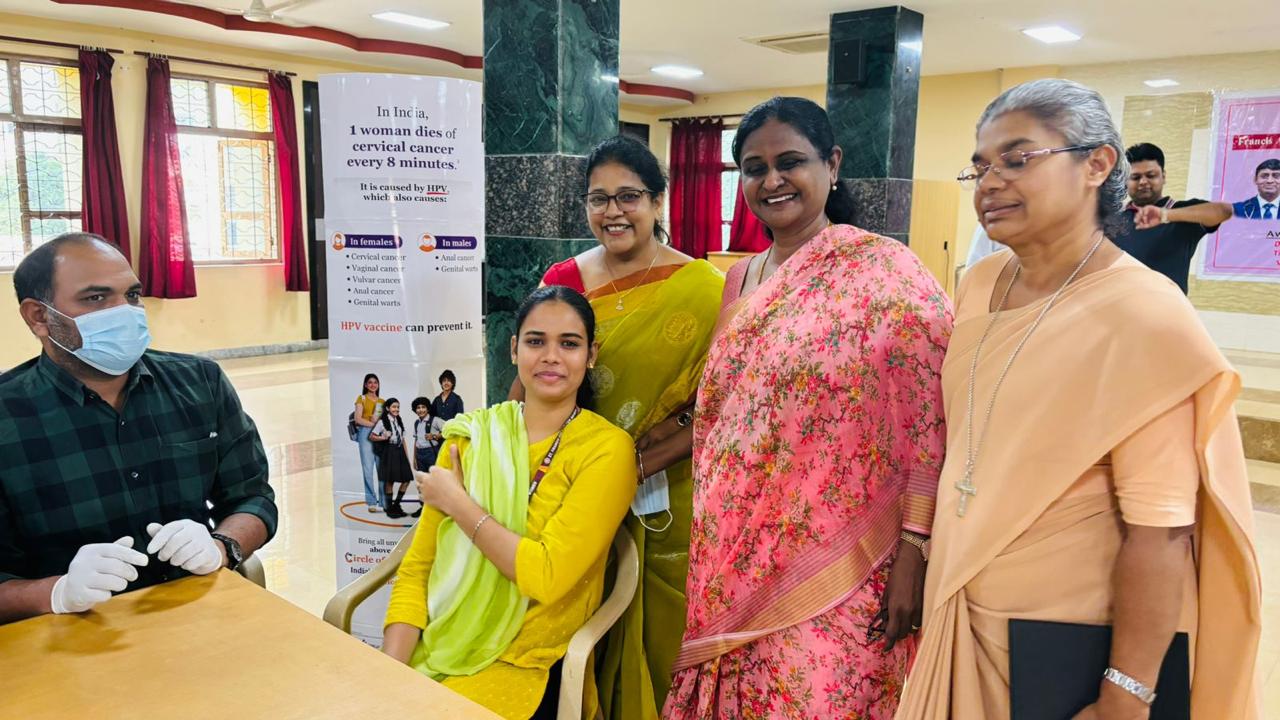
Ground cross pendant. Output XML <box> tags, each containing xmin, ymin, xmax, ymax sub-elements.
<box><xmin>955</xmin><ymin>467</ymin><xmax>977</xmax><ymax>518</ymax></box>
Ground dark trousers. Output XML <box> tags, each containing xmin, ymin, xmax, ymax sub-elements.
<box><xmin>415</xmin><ymin>446</ymin><xmax>439</xmax><ymax>471</ymax></box>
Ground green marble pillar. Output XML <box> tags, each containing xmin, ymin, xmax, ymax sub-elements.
<box><xmin>826</xmin><ymin>6</ymin><xmax>923</xmax><ymax>245</ymax></box>
<box><xmin>483</xmin><ymin>0</ymin><xmax>619</xmax><ymax>403</ymax></box>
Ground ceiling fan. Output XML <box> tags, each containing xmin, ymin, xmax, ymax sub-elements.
<box><xmin>234</xmin><ymin>0</ymin><xmax>315</xmax><ymax>26</ymax></box>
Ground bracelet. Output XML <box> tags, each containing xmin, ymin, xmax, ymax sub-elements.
<box><xmin>899</xmin><ymin>530</ymin><xmax>931</xmax><ymax>561</ymax></box>
<box><xmin>469</xmin><ymin>513</ymin><xmax>491</xmax><ymax>542</ymax></box>
<box><xmin>1160</xmin><ymin>206</ymin><xmax>1169</xmax><ymax>224</ymax></box>
<box><xmin>1102</xmin><ymin>667</ymin><xmax>1157</xmax><ymax>705</ymax></box>
<box><xmin>636</xmin><ymin>449</ymin><xmax>647</xmax><ymax>483</ymax></box>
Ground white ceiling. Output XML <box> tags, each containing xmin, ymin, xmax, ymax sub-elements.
<box><xmin>2</xmin><ymin>0</ymin><xmax>1278</xmax><ymax>95</ymax></box>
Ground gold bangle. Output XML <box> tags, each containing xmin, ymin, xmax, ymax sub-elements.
<box><xmin>636</xmin><ymin>449</ymin><xmax>647</xmax><ymax>483</ymax></box>
<box><xmin>469</xmin><ymin>513</ymin><xmax>491</xmax><ymax>542</ymax></box>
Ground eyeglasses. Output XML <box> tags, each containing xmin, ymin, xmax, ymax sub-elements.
<box><xmin>957</xmin><ymin>145</ymin><xmax>1100</xmax><ymax>189</ymax></box>
<box><xmin>584</xmin><ymin>189</ymin><xmax>653</xmax><ymax>214</ymax></box>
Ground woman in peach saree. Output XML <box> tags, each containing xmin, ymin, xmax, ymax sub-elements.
<box><xmin>897</xmin><ymin>79</ymin><xmax>1260</xmax><ymax>720</ymax></box>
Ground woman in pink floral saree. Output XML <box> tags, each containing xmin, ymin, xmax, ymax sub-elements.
<box><xmin>663</xmin><ymin>97</ymin><xmax>952</xmax><ymax>719</ymax></box>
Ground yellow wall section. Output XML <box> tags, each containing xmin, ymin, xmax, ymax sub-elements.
<box><xmin>998</xmin><ymin>66</ymin><xmax>1061</xmax><ymax>92</ymax></box>
<box><xmin>0</xmin><ymin>13</ymin><xmax>452</xmax><ymax>369</ymax></box>
<box><xmin>912</xmin><ymin>72</ymin><xmax>1002</xmax><ymax>182</ymax></box>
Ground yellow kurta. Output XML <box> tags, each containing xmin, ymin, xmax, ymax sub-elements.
<box><xmin>385</xmin><ymin>410</ymin><xmax>637</xmax><ymax>719</ymax></box>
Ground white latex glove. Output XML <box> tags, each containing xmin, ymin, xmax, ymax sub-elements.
<box><xmin>50</xmin><ymin>536</ymin><xmax>149</xmax><ymax>614</ymax></box>
<box><xmin>145</xmin><ymin>520</ymin><xmax>223</xmax><ymax>575</ymax></box>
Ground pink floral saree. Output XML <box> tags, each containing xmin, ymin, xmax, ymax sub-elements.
<box><xmin>664</xmin><ymin>225</ymin><xmax>952</xmax><ymax>719</ymax></box>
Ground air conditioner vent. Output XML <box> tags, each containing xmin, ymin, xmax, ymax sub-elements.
<box><xmin>745</xmin><ymin>32</ymin><xmax>830</xmax><ymax>55</ymax></box>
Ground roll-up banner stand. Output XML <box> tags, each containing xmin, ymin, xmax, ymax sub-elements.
<box><xmin>319</xmin><ymin>75</ymin><xmax>485</xmax><ymax>644</ymax></box>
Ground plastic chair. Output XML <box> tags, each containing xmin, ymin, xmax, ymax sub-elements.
<box><xmin>236</xmin><ymin>554</ymin><xmax>267</xmax><ymax>588</ymax></box>
<box><xmin>323</xmin><ymin>524</ymin><xmax>639</xmax><ymax>720</ymax></box>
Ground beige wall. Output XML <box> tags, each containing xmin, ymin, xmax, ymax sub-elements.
<box><xmin>1121</xmin><ymin>93</ymin><xmax>1213</xmax><ymax>207</ymax></box>
<box><xmin>0</xmin><ymin>13</ymin><xmax>454</xmax><ymax>369</ymax></box>
<box><xmin>1066</xmin><ymin>51</ymin><xmax>1280</xmax><ymax>318</ymax></box>
<box><xmin>627</xmin><ymin>51</ymin><xmax>1280</xmax><ymax>323</ymax></box>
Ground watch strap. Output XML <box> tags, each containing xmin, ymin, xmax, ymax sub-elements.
<box><xmin>1102</xmin><ymin>667</ymin><xmax>1157</xmax><ymax>705</ymax></box>
<box><xmin>899</xmin><ymin>530</ymin><xmax>928</xmax><ymax>553</ymax></box>
<box><xmin>210</xmin><ymin>532</ymin><xmax>243</xmax><ymax>571</ymax></box>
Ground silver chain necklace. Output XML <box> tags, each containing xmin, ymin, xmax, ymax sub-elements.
<box><xmin>956</xmin><ymin>232</ymin><xmax>1106</xmax><ymax>517</ymax></box>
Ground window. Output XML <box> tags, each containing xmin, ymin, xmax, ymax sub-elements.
<box><xmin>171</xmin><ymin>76</ymin><xmax>278</xmax><ymax>263</ymax></box>
<box><xmin>720</xmin><ymin>126</ymin><xmax>738</xmax><ymax>252</ymax></box>
<box><xmin>0</xmin><ymin>57</ymin><xmax>83</xmax><ymax>268</ymax></box>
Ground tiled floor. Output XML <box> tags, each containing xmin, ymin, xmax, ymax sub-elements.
<box><xmin>217</xmin><ymin>351</ymin><xmax>335</xmax><ymax>618</ymax></box>
<box><xmin>221</xmin><ymin>349</ymin><xmax>1280</xmax><ymax>711</ymax></box>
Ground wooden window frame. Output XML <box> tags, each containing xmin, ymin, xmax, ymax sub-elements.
<box><xmin>171</xmin><ymin>72</ymin><xmax>280</xmax><ymax>266</ymax></box>
<box><xmin>719</xmin><ymin>123</ymin><xmax>739</xmax><ymax>252</ymax></box>
<box><xmin>0</xmin><ymin>53</ymin><xmax>83</xmax><ymax>269</ymax></box>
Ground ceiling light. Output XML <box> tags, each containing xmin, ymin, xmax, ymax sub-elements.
<box><xmin>1144</xmin><ymin>78</ymin><xmax>1179</xmax><ymax>88</ymax></box>
<box><xmin>371</xmin><ymin>11</ymin><xmax>450</xmax><ymax>30</ymax></box>
<box><xmin>651</xmin><ymin>65</ymin><xmax>703</xmax><ymax>79</ymax></box>
<box><xmin>1021</xmin><ymin>25</ymin><xmax>1081</xmax><ymax>44</ymax></box>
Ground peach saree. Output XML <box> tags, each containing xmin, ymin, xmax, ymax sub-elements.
<box><xmin>897</xmin><ymin>254</ymin><xmax>1261</xmax><ymax>719</ymax></box>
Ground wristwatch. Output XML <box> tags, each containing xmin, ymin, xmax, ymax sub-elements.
<box><xmin>675</xmin><ymin>410</ymin><xmax>694</xmax><ymax>428</ymax></box>
<box><xmin>900</xmin><ymin>530</ymin><xmax>931</xmax><ymax>562</ymax></box>
<box><xmin>211</xmin><ymin>532</ymin><xmax>244</xmax><ymax>571</ymax></box>
<box><xmin>1103</xmin><ymin>667</ymin><xmax>1157</xmax><ymax>705</ymax></box>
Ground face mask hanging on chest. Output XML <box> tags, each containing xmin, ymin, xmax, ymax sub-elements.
<box><xmin>631</xmin><ymin>469</ymin><xmax>673</xmax><ymax>533</ymax></box>
<box><xmin>43</xmin><ymin>303</ymin><xmax>151</xmax><ymax>376</ymax></box>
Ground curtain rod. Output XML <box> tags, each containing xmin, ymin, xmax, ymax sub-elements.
<box><xmin>658</xmin><ymin>113</ymin><xmax>744</xmax><ymax>123</ymax></box>
<box><xmin>132</xmin><ymin>51</ymin><xmax>296</xmax><ymax>77</ymax></box>
<box><xmin>0</xmin><ymin>35</ymin><xmax>123</xmax><ymax>54</ymax></box>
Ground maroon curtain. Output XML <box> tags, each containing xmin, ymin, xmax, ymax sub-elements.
<box><xmin>139</xmin><ymin>57</ymin><xmax>195</xmax><ymax>298</ymax></box>
<box><xmin>727</xmin><ymin>177</ymin><xmax>770</xmax><ymax>252</ymax></box>
<box><xmin>267</xmin><ymin>72</ymin><xmax>309</xmax><ymax>292</ymax></box>
<box><xmin>669</xmin><ymin>118</ymin><xmax>723</xmax><ymax>259</ymax></box>
<box><xmin>78</xmin><ymin>50</ymin><xmax>130</xmax><ymax>262</ymax></box>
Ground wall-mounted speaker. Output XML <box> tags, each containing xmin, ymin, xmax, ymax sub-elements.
<box><xmin>831</xmin><ymin>38</ymin><xmax>867</xmax><ymax>86</ymax></box>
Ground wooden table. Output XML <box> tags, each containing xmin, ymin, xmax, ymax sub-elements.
<box><xmin>0</xmin><ymin>570</ymin><xmax>501</xmax><ymax>720</ymax></box>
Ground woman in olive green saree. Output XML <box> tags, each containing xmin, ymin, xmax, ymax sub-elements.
<box><xmin>514</xmin><ymin>135</ymin><xmax>724</xmax><ymax>718</ymax></box>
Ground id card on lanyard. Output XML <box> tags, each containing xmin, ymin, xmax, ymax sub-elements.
<box><xmin>527</xmin><ymin>407</ymin><xmax>581</xmax><ymax>499</ymax></box>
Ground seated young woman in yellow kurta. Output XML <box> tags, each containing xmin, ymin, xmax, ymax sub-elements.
<box><xmin>381</xmin><ymin>285</ymin><xmax>637</xmax><ymax>720</ymax></box>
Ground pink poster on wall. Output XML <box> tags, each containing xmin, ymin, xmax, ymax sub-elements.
<box><xmin>1203</xmin><ymin>92</ymin><xmax>1280</xmax><ymax>282</ymax></box>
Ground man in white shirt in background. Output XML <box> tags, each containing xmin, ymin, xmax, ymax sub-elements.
<box><xmin>965</xmin><ymin>224</ymin><xmax>1007</xmax><ymax>268</ymax></box>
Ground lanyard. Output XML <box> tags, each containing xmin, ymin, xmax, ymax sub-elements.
<box><xmin>528</xmin><ymin>407</ymin><xmax>581</xmax><ymax>499</ymax></box>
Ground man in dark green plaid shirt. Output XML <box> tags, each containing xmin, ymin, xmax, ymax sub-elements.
<box><xmin>0</xmin><ymin>234</ymin><xmax>276</xmax><ymax>623</ymax></box>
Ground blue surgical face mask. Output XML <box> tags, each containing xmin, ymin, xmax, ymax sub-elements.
<box><xmin>43</xmin><ymin>302</ymin><xmax>151</xmax><ymax>376</ymax></box>
<box><xmin>631</xmin><ymin>469</ymin><xmax>673</xmax><ymax>533</ymax></box>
